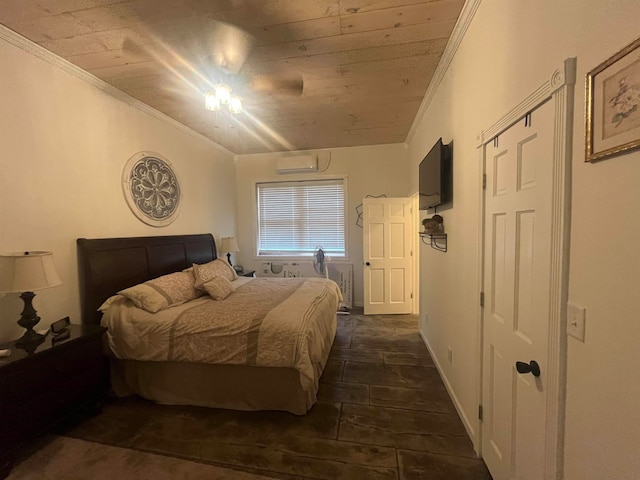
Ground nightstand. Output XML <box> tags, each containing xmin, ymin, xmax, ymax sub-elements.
<box><xmin>238</xmin><ymin>270</ymin><xmax>256</xmax><ymax>277</ymax></box>
<box><xmin>0</xmin><ymin>324</ymin><xmax>106</xmax><ymax>478</ymax></box>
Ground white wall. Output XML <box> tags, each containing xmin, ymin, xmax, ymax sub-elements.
<box><xmin>234</xmin><ymin>144</ymin><xmax>410</xmax><ymax>307</ymax></box>
<box><xmin>407</xmin><ymin>1</ymin><xmax>640</xmax><ymax>478</ymax></box>
<box><xmin>0</xmin><ymin>34</ymin><xmax>237</xmax><ymax>343</ymax></box>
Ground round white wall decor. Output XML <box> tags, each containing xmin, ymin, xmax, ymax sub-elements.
<box><xmin>122</xmin><ymin>151</ymin><xmax>182</xmax><ymax>227</ymax></box>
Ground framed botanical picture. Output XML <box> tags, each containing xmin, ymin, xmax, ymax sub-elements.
<box><xmin>586</xmin><ymin>36</ymin><xmax>640</xmax><ymax>162</ymax></box>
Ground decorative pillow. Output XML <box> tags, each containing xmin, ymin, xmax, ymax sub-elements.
<box><xmin>202</xmin><ymin>276</ymin><xmax>236</xmax><ymax>300</ymax></box>
<box><xmin>97</xmin><ymin>294</ymin><xmax>125</xmax><ymax>312</ymax></box>
<box><xmin>193</xmin><ymin>258</ymin><xmax>237</xmax><ymax>288</ymax></box>
<box><xmin>119</xmin><ymin>271</ymin><xmax>202</xmax><ymax>313</ymax></box>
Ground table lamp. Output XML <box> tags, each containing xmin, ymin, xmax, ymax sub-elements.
<box><xmin>219</xmin><ymin>237</ymin><xmax>239</xmax><ymax>266</ymax></box>
<box><xmin>0</xmin><ymin>251</ymin><xmax>62</xmax><ymax>346</ymax></box>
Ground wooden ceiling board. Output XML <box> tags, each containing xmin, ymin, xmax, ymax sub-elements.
<box><xmin>5</xmin><ymin>13</ymin><xmax>94</xmax><ymax>42</ymax></box>
<box><xmin>65</xmin><ymin>2</ymin><xmax>200</xmax><ymax>32</ymax></box>
<box><xmin>250</xmin><ymin>82</ymin><xmax>428</xmax><ymax>108</ymax></box>
<box><xmin>0</xmin><ymin>0</ymin><xmax>127</xmax><ymax>23</ymax></box>
<box><xmin>248</xmin><ymin>114</ymin><xmax>419</xmax><ymax>134</ymax></box>
<box><xmin>90</xmin><ymin>61</ymin><xmax>168</xmax><ymax>81</ymax></box>
<box><xmin>64</xmin><ymin>47</ymin><xmax>150</xmax><ymax>70</ymax></box>
<box><xmin>1</xmin><ymin>0</ymin><xmax>465</xmax><ymax>154</ymax></box>
<box><xmin>272</xmin><ymin>111</ymin><xmax>415</xmax><ymax>130</ymax></box>
<box><xmin>337</xmin><ymin>53</ymin><xmax>441</xmax><ymax>74</ymax></box>
<box><xmin>108</xmin><ymin>72</ymin><xmax>177</xmax><ymax>90</ymax></box>
<box><xmin>248</xmin><ymin>16</ymin><xmax>341</xmax><ymax>46</ymax></box>
<box><xmin>245</xmin><ymin>102</ymin><xmax>421</xmax><ymax>125</ymax></box>
<box><xmin>339</xmin><ymin>0</ymin><xmax>464</xmax><ymax>33</ymax></box>
<box><xmin>339</xmin><ymin>0</ymin><xmax>446</xmax><ymax>15</ymax></box>
<box><xmin>209</xmin><ymin>0</ymin><xmax>341</xmax><ymax>30</ymax></box>
<box><xmin>250</xmin><ymin>21</ymin><xmax>455</xmax><ymax>62</ymax></box>
<box><xmin>242</xmin><ymin>40</ymin><xmax>445</xmax><ymax>75</ymax></box>
<box><xmin>37</xmin><ymin>27</ymin><xmax>156</xmax><ymax>57</ymax></box>
<box><xmin>302</xmin><ymin>65</ymin><xmax>433</xmax><ymax>89</ymax></box>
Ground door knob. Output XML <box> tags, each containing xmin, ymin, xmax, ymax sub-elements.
<box><xmin>365</xmin><ymin>262</ymin><xmax>370</xmax><ymax>266</ymax></box>
<box><xmin>515</xmin><ymin>360</ymin><xmax>541</xmax><ymax>377</ymax></box>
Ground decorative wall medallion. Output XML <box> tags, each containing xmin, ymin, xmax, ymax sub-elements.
<box><xmin>122</xmin><ymin>152</ymin><xmax>182</xmax><ymax>227</ymax></box>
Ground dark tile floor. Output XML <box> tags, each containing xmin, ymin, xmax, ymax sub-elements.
<box><xmin>62</xmin><ymin>310</ymin><xmax>492</xmax><ymax>480</ymax></box>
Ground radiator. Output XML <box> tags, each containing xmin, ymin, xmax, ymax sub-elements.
<box><xmin>327</xmin><ymin>263</ymin><xmax>353</xmax><ymax>310</ymax></box>
<box><xmin>259</xmin><ymin>262</ymin><xmax>353</xmax><ymax>310</ymax></box>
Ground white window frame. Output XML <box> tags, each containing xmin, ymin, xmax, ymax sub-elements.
<box><xmin>253</xmin><ymin>176</ymin><xmax>348</xmax><ymax>260</ymax></box>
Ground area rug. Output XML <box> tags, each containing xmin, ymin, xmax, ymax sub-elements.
<box><xmin>7</xmin><ymin>435</ymin><xmax>275</xmax><ymax>480</ymax></box>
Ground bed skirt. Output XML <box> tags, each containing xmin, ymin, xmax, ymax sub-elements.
<box><xmin>109</xmin><ymin>358</ymin><xmax>322</xmax><ymax>415</ymax></box>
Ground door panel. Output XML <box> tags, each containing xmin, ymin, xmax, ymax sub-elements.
<box><xmin>390</xmin><ymin>268</ymin><xmax>405</xmax><ymax>303</ymax></box>
<box><xmin>491</xmin><ymin>213</ymin><xmax>508</xmax><ymax>322</ymax></box>
<box><xmin>369</xmin><ymin>269</ymin><xmax>385</xmax><ymax>304</ymax></box>
<box><xmin>514</xmin><ymin>210</ymin><xmax>535</xmax><ymax>340</ymax></box>
<box><xmin>390</xmin><ymin>223</ymin><xmax>405</xmax><ymax>258</ymax></box>
<box><xmin>369</xmin><ymin>223</ymin><xmax>385</xmax><ymax>258</ymax></box>
<box><xmin>487</xmin><ymin>343</ymin><xmax>511</xmax><ymax>463</ymax></box>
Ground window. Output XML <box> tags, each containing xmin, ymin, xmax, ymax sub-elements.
<box><xmin>256</xmin><ymin>178</ymin><xmax>346</xmax><ymax>257</ymax></box>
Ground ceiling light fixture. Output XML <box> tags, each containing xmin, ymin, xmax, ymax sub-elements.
<box><xmin>228</xmin><ymin>95</ymin><xmax>243</xmax><ymax>114</ymax></box>
<box><xmin>205</xmin><ymin>83</ymin><xmax>242</xmax><ymax>114</ymax></box>
<box><xmin>204</xmin><ymin>91</ymin><xmax>220</xmax><ymax>111</ymax></box>
<box><xmin>214</xmin><ymin>83</ymin><xmax>232</xmax><ymax>104</ymax></box>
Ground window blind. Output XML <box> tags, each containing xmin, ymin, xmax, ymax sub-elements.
<box><xmin>256</xmin><ymin>179</ymin><xmax>345</xmax><ymax>257</ymax></box>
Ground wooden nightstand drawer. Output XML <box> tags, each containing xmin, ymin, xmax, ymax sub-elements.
<box><xmin>4</xmin><ymin>339</ymin><xmax>101</xmax><ymax>411</ymax></box>
<box><xmin>0</xmin><ymin>324</ymin><xmax>106</xmax><ymax>476</ymax></box>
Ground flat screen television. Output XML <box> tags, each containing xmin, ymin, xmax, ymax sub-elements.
<box><xmin>419</xmin><ymin>138</ymin><xmax>452</xmax><ymax>210</ymax></box>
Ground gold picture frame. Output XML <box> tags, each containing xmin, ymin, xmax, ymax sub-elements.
<box><xmin>586</xmin><ymin>36</ymin><xmax>640</xmax><ymax>162</ymax></box>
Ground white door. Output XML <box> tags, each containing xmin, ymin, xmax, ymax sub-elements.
<box><xmin>482</xmin><ymin>100</ymin><xmax>554</xmax><ymax>479</ymax></box>
<box><xmin>363</xmin><ymin>197</ymin><xmax>412</xmax><ymax>315</ymax></box>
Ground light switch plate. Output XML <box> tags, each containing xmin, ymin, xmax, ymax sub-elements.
<box><xmin>567</xmin><ymin>302</ymin><xmax>586</xmax><ymax>342</ymax></box>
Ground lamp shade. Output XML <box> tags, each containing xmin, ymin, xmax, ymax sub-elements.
<box><xmin>0</xmin><ymin>251</ymin><xmax>62</xmax><ymax>293</ymax></box>
<box><xmin>219</xmin><ymin>237</ymin><xmax>239</xmax><ymax>253</ymax></box>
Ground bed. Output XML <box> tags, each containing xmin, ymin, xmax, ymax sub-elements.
<box><xmin>77</xmin><ymin>234</ymin><xmax>341</xmax><ymax>415</ymax></box>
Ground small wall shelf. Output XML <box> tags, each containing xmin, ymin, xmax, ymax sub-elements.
<box><xmin>419</xmin><ymin>232</ymin><xmax>448</xmax><ymax>252</ymax></box>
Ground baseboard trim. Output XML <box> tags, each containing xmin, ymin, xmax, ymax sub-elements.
<box><xmin>419</xmin><ymin>330</ymin><xmax>480</xmax><ymax>456</ymax></box>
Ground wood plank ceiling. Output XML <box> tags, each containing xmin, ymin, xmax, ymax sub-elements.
<box><xmin>0</xmin><ymin>0</ymin><xmax>465</xmax><ymax>154</ymax></box>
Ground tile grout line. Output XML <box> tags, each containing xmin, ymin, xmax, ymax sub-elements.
<box><xmin>335</xmin><ymin>401</ymin><xmax>343</xmax><ymax>441</ymax></box>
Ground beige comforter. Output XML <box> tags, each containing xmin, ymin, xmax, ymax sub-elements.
<box><xmin>101</xmin><ymin>277</ymin><xmax>341</xmax><ymax>392</ymax></box>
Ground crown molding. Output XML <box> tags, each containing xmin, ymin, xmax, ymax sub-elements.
<box><xmin>405</xmin><ymin>0</ymin><xmax>482</xmax><ymax>145</ymax></box>
<box><xmin>235</xmin><ymin>142</ymin><xmax>408</xmax><ymax>159</ymax></box>
<box><xmin>0</xmin><ymin>24</ymin><xmax>235</xmax><ymax>158</ymax></box>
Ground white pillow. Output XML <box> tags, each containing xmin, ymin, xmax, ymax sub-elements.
<box><xmin>97</xmin><ymin>294</ymin><xmax>125</xmax><ymax>312</ymax></box>
<box><xmin>202</xmin><ymin>276</ymin><xmax>236</xmax><ymax>300</ymax></box>
<box><xmin>193</xmin><ymin>258</ymin><xmax>237</xmax><ymax>288</ymax></box>
<box><xmin>119</xmin><ymin>271</ymin><xmax>202</xmax><ymax>313</ymax></box>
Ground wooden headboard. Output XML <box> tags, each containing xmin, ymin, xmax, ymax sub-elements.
<box><xmin>77</xmin><ymin>233</ymin><xmax>217</xmax><ymax>324</ymax></box>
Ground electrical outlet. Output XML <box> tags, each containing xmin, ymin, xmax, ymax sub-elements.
<box><xmin>567</xmin><ymin>302</ymin><xmax>586</xmax><ymax>342</ymax></box>
<box><xmin>447</xmin><ymin>347</ymin><xmax>453</xmax><ymax>363</ymax></box>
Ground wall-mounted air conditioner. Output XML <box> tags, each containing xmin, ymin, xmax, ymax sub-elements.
<box><xmin>276</xmin><ymin>155</ymin><xmax>318</xmax><ymax>174</ymax></box>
